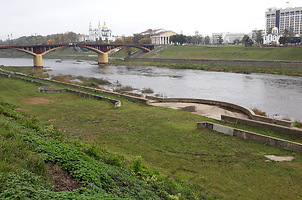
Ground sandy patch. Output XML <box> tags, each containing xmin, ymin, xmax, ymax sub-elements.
<box><xmin>27</xmin><ymin>97</ymin><xmax>54</xmax><ymax>104</ymax></box>
<box><xmin>150</xmin><ymin>102</ymin><xmax>248</xmax><ymax>120</ymax></box>
<box><xmin>264</xmin><ymin>155</ymin><xmax>295</xmax><ymax>162</ymax></box>
<box><xmin>15</xmin><ymin>107</ymin><xmax>28</xmax><ymax>111</ymax></box>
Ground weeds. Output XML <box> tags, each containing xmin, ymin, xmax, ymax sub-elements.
<box><xmin>0</xmin><ymin>100</ymin><xmax>207</xmax><ymax>199</ymax></box>
<box><xmin>142</xmin><ymin>88</ymin><xmax>154</xmax><ymax>94</ymax></box>
<box><xmin>252</xmin><ymin>108</ymin><xmax>267</xmax><ymax>116</ymax></box>
<box><xmin>114</xmin><ymin>86</ymin><xmax>135</xmax><ymax>93</ymax></box>
<box><xmin>294</xmin><ymin>121</ymin><xmax>302</xmax><ymax>128</ymax></box>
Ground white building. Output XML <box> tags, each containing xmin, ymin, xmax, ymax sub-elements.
<box><xmin>263</xmin><ymin>27</ymin><xmax>281</xmax><ymax>45</ymax></box>
<box><xmin>212</xmin><ymin>32</ymin><xmax>246</xmax><ymax>44</ymax></box>
<box><xmin>223</xmin><ymin>33</ymin><xmax>246</xmax><ymax>44</ymax></box>
<box><xmin>78</xmin><ymin>22</ymin><xmax>115</xmax><ymax>43</ymax></box>
<box><xmin>266</xmin><ymin>7</ymin><xmax>302</xmax><ymax>35</ymax></box>
<box><xmin>140</xmin><ymin>29</ymin><xmax>177</xmax><ymax>45</ymax></box>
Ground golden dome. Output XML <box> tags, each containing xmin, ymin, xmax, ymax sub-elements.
<box><xmin>102</xmin><ymin>22</ymin><xmax>107</xmax><ymax>29</ymax></box>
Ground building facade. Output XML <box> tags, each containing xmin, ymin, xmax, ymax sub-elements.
<box><xmin>266</xmin><ymin>7</ymin><xmax>302</xmax><ymax>35</ymax></box>
<box><xmin>211</xmin><ymin>32</ymin><xmax>246</xmax><ymax>44</ymax></box>
<box><xmin>140</xmin><ymin>29</ymin><xmax>177</xmax><ymax>45</ymax></box>
<box><xmin>78</xmin><ymin>22</ymin><xmax>114</xmax><ymax>43</ymax></box>
<box><xmin>263</xmin><ymin>27</ymin><xmax>281</xmax><ymax>45</ymax></box>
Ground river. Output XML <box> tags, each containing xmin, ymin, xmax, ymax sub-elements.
<box><xmin>1</xmin><ymin>57</ymin><xmax>302</xmax><ymax>121</ymax></box>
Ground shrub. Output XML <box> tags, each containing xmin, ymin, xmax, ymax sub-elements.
<box><xmin>142</xmin><ymin>88</ymin><xmax>154</xmax><ymax>94</ymax></box>
<box><xmin>252</xmin><ymin>108</ymin><xmax>266</xmax><ymax>116</ymax></box>
<box><xmin>293</xmin><ymin>121</ymin><xmax>302</xmax><ymax>128</ymax></box>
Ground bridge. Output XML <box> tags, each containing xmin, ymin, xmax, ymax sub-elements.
<box><xmin>0</xmin><ymin>43</ymin><xmax>155</xmax><ymax>67</ymax></box>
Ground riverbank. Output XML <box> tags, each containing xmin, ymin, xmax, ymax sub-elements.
<box><xmin>143</xmin><ymin>45</ymin><xmax>302</xmax><ymax>61</ymax></box>
<box><xmin>2</xmin><ymin>45</ymin><xmax>302</xmax><ymax>77</ymax></box>
<box><xmin>112</xmin><ymin>45</ymin><xmax>302</xmax><ymax>76</ymax></box>
<box><xmin>1</xmin><ymin>69</ymin><xmax>302</xmax><ymax>199</ymax></box>
<box><xmin>111</xmin><ymin>58</ymin><xmax>302</xmax><ymax>77</ymax></box>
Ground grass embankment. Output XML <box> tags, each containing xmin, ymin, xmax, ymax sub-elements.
<box><xmin>1</xmin><ymin>74</ymin><xmax>302</xmax><ymax>199</ymax></box>
<box><xmin>110</xmin><ymin>45</ymin><xmax>302</xmax><ymax>76</ymax></box>
<box><xmin>110</xmin><ymin>59</ymin><xmax>302</xmax><ymax>76</ymax></box>
<box><xmin>144</xmin><ymin>45</ymin><xmax>302</xmax><ymax>61</ymax></box>
<box><xmin>0</xmin><ymin>92</ymin><xmax>204</xmax><ymax>199</ymax></box>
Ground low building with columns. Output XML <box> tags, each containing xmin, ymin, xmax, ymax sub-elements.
<box><xmin>139</xmin><ymin>29</ymin><xmax>177</xmax><ymax>45</ymax></box>
<box><xmin>151</xmin><ymin>31</ymin><xmax>177</xmax><ymax>45</ymax></box>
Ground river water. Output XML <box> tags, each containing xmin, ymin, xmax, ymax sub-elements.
<box><xmin>1</xmin><ymin>57</ymin><xmax>302</xmax><ymax>121</ymax></box>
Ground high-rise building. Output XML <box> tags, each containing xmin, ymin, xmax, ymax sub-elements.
<box><xmin>265</xmin><ymin>7</ymin><xmax>302</xmax><ymax>35</ymax></box>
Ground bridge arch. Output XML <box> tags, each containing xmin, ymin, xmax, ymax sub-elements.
<box><xmin>0</xmin><ymin>43</ymin><xmax>154</xmax><ymax>67</ymax></box>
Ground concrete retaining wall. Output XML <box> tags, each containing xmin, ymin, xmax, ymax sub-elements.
<box><xmin>129</xmin><ymin>58</ymin><xmax>302</xmax><ymax>69</ymax></box>
<box><xmin>197</xmin><ymin>122</ymin><xmax>302</xmax><ymax>153</ymax></box>
<box><xmin>148</xmin><ymin>96</ymin><xmax>292</xmax><ymax>127</ymax></box>
<box><xmin>221</xmin><ymin>115</ymin><xmax>302</xmax><ymax>138</ymax></box>
<box><xmin>14</xmin><ymin>71</ymin><xmax>148</xmax><ymax>104</ymax></box>
<box><xmin>0</xmin><ymin>68</ymin><xmax>149</xmax><ymax>105</ymax></box>
<box><xmin>0</xmin><ymin>70</ymin><xmax>121</xmax><ymax>107</ymax></box>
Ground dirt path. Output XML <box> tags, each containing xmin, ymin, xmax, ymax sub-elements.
<box><xmin>150</xmin><ymin>102</ymin><xmax>248</xmax><ymax>120</ymax></box>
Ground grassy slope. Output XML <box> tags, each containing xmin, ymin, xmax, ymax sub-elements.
<box><xmin>1</xmin><ymin>76</ymin><xmax>302</xmax><ymax>199</ymax></box>
<box><xmin>143</xmin><ymin>45</ymin><xmax>302</xmax><ymax>61</ymax></box>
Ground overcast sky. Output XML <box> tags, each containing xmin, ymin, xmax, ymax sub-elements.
<box><xmin>0</xmin><ymin>0</ymin><xmax>301</xmax><ymax>40</ymax></box>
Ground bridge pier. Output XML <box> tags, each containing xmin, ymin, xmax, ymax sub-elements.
<box><xmin>98</xmin><ymin>53</ymin><xmax>108</xmax><ymax>64</ymax></box>
<box><xmin>33</xmin><ymin>54</ymin><xmax>43</xmax><ymax>67</ymax></box>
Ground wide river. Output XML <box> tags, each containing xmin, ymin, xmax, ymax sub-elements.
<box><xmin>1</xmin><ymin>58</ymin><xmax>302</xmax><ymax>121</ymax></box>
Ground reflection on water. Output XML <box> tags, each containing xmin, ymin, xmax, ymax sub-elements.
<box><xmin>1</xmin><ymin>57</ymin><xmax>302</xmax><ymax>121</ymax></box>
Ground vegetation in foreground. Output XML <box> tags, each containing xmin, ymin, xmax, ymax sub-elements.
<box><xmin>1</xmin><ymin>74</ymin><xmax>302</xmax><ymax>199</ymax></box>
<box><xmin>0</xmin><ymin>100</ymin><xmax>207</xmax><ymax>199</ymax></box>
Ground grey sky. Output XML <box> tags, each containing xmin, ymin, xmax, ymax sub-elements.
<box><xmin>0</xmin><ymin>0</ymin><xmax>301</xmax><ymax>40</ymax></box>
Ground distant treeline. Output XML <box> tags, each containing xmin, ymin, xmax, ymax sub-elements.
<box><xmin>0</xmin><ymin>32</ymin><xmax>78</xmax><ymax>45</ymax></box>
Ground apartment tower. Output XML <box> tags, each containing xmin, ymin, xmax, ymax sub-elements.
<box><xmin>265</xmin><ymin>7</ymin><xmax>302</xmax><ymax>35</ymax></box>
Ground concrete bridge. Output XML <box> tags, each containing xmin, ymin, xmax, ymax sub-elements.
<box><xmin>0</xmin><ymin>43</ymin><xmax>154</xmax><ymax>67</ymax></box>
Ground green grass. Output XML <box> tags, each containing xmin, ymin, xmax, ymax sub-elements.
<box><xmin>111</xmin><ymin>59</ymin><xmax>302</xmax><ymax>77</ymax></box>
<box><xmin>1</xmin><ymin>75</ymin><xmax>302</xmax><ymax>199</ymax></box>
<box><xmin>145</xmin><ymin>45</ymin><xmax>302</xmax><ymax>61</ymax></box>
<box><xmin>110</xmin><ymin>47</ymin><xmax>138</xmax><ymax>58</ymax></box>
<box><xmin>0</xmin><ymin>96</ymin><xmax>204</xmax><ymax>199</ymax></box>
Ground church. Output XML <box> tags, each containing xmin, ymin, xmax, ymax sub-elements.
<box><xmin>263</xmin><ymin>27</ymin><xmax>281</xmax><ymax>45</ymax></box>
<box><xmin>78</xmin><ymin>22</ymin><xmax>114</xmax><ymax>43</ymax></box>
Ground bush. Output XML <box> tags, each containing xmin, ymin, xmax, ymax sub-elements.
<box><xmin>142</xmin><ymin>88</ymin><xmax>154</xmax><ymax>94</ymax></box>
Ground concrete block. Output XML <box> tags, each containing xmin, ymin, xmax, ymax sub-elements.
<box><xmin>213</xmin><ymin>124</ymin><xmax>234</xmax><ymax>136</ymax></box>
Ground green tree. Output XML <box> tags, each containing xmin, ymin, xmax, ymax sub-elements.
<box><xmin>186</xmin><ymin>36</ymin><xmax>192</xmax><ymax>44</ymax></box>
<box><xmin>132</xmin><ymin>34</ymin><xmax>144</xmax><ymax>44</ymax></box>
<box><xmin>242</xmin><ymin>35</ymin><xmax>253</xmax><ymax>47</ymax></box>
<box><xmin>255</xmin><ymin>30</ymin><xmax>263</xmax><ymax>44</ymax></box>
<box><xmin>233</xmin><ymin>39</ymin><xmax>240</xmax><ymax>45</ymax></box>
<box><xmin>191</xmin><ymin>35</ymin><xmax>203</xmax><ymax>44</ymax></box>
<box><xmin>279</xmin><ymin>36</ymin><xmax>286</xmax><ymax>45</ymax></box>
<box><xmin>124</xmin><ymin>36</ymin><xmax>133</xmax><ymax>44</ymax></box>
<box><xmin>283</xmin><ymin>28</ymin><xmax>295</xmax><ymax>43</ymax></box>
<box><xmin>218</xmin><ymin>36</ymin><xmax>223</xmax><ymax>45</ymax></box>
<box><xmin>115</xmin><ymin>38</ymin><xmax>123</xmax><ymax>44</ymax></box>
<box><xmin>66</xmin><ymin>32</ymin><xmax>77</xmax><ymax>43</ymax></box>
<box><xmin>138</xmin><ymin>37</ymin><xmax>151</xmax><ymax>44</ymax></box>
<box><xmin>171</xmin><ymin>34</ymin><xmax>187</xmax><ymax>45</ymax></box>
<box><xmin>204</xmin><ymin>35</ymin><xmax>210</xmax><ymax>44</ymax></box>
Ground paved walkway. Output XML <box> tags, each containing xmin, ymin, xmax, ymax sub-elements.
<box><xmin>150</xmin><ymin>102</ymin><xmax>248</xmax><ymax>120</ymax></box>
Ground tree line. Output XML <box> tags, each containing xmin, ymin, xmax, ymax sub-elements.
<box><xmin>2</xmin><ymin>28</ymin><xmax>301</xmax><ymax>46</ymax></box>
<box><xmin>0</xmin><ymin>32</ymin><xmax>78</xmax><ymax>46</ymax></box>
